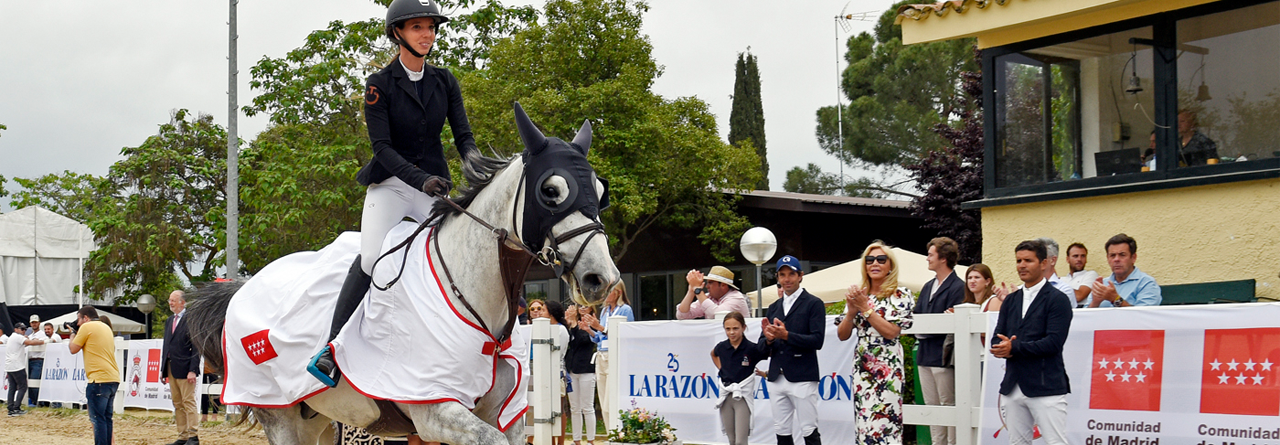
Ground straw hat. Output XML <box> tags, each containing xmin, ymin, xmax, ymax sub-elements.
<box><xmin>705</xmin><ymin>266</ymin><xmax>739</xmax><ymax>290</ymax></box>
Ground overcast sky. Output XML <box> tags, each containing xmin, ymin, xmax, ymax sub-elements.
<box><xmin>0</xmin><ymin>0</ymin><xmax>898</xmax><ymax>209</ymax></box>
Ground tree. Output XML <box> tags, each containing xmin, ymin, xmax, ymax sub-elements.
<box><xmin>238</xmin><ymin>124</ymin><xmax>368</xmax><ymax>273</ymax></box>
<box><xmin>7</xmin><ymin>171</ymin><xmax>108</xmax><ymax>223</ymax></box>
<box><xmin>783</xmin><ymin>164</ymin><xmax>841</xmax><ymax>195</ymax></box>
<box><xmin>815</xmin><ymin>3</ymin><xmax>977</xmax><ymax>167</ymax></box>
<box><xmin>906</xmin><ymin>51</ymin><xmax>984</xmax><ymax>264</ymax></box>
<box><xmin>460</xmin><ymin>0</ymin><xmax>761</xmax><ymax>262</ymax></box>
<box><xmin>86</xmin><ymin>109</ymin><xmax>229</xmax><ymax>301</ymax></box>
<box><xmin>729</xmin><ymin>52</ymin><xmax>767</xmax><ymax>190</ymax></box>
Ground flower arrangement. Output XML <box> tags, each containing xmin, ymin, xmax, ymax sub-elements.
<box><xmin>607</xmin><ymin>401</ymin><xmax>679</xmax><ymax>444</ymax></box>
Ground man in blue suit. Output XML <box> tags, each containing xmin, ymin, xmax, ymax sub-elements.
<box><xmin>991</xmin><ymin>240</ymin><xmax>1073</xmax><ymax>445</ymax></box>
<box><xmin>917</xmin><ymin>237</ymin><xmax>965</xmax><ymax>445</ymax></box>
<box><xmin>761</xmin><ymin>255</ymin><xmax>826</xmax><ymax>445</ymax></box>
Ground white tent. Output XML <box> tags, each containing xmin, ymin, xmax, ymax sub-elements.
<box><xmin>751</xmin><ymin>247</ymin><xmax>970</xmax><ymax>307</ymax></box>
<box><xmin>0</xmin><ymin>206</ymin><xmax>97</xmax><ymax>306</ymax></box>
<box><xmin>45</xmin><ymin>310</ymin><xmax>146</xmax><ymax>335</ymax></box>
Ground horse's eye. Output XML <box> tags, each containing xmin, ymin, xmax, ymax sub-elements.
<box><xmin>542</xmin><ymin>186</ymin><xmax>560</xmax><ymax>199</ymax></box>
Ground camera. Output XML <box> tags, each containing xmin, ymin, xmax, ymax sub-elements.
<box><xmin>63</xmin><ymin>321</ymin><xmax>76</xmax><ymax>332</ymax></box>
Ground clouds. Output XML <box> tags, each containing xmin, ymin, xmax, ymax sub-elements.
<box><xmin>0</xmin><ymin>0</ymin><xmax>890</xmax><ymax>203</ymax></box>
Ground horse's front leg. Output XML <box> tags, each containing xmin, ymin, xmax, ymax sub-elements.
<box><xmin>402</xmin><ymin>402</ymin><xmax>510</xmax><ymax>444</ymax></box>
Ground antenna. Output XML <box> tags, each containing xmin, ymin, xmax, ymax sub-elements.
<box><xmin>833</xmin><ymin>5</ymin><xmax>876</xmax><ymax>193</ymax></box>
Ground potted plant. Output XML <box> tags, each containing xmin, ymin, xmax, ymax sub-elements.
<box><xmin>607</xmin><ymin>403</ymin><xmax>680</xmax><ymax>445</ymax></box>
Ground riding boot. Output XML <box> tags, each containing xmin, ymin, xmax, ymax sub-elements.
<box><xmin>776</xmin><ymin>435</ymin><xmax>794</xmax><ymax>445</ymax></box>
<box><xmin>803</xmin><ymin>430</ymin><xmax>821</xmax><ymax>445</ymax></box>
<box><xmin>307</xmin><ymin>255</ymin><xmax>371</xmax><ymax>387</ymax></box>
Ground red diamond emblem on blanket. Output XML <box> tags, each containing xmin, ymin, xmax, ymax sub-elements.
<box><xmin>241</xmin><ymin>329</ymin><xmax>279</xmax><ymax>365</ymax></box>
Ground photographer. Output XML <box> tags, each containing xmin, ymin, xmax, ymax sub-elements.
<box><xmin>677</xmin><ymin>266</ymin><xmax>749</xmax><ymax>320</ymax></box>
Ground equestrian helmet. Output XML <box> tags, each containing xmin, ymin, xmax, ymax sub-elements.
<box><xmin>386</xmin><ymin>0</ymin><xmax>450</xmax><ymax>44</ymax></box>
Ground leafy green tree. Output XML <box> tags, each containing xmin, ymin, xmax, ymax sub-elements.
<box><xmin>460</xmin><ymin>0</ymin><xmax>761</xmax><ymax>262</ymax></box>
<box><xmin>729</xmin><ymin>52</ymin><xmax>767</xmax><ymax>190</ymax></box>
<box><xmin>783</xmin><ymin>164</ymin><xmax>841</xmax><ymax>195</ymax></box>
<box><xmin>238</xmin><ymin>124</ymin><xmax>368</xmax><ymax>273</ymax></box>
<box><xmin>86</xmin><ymin>109</ymin><xmax>229</xmax><ymax>301</ymax></box>
<box><xmin>815</xmin><ymin>3</ymin><xmax>977</xmax><ymax>167</ymax></box>
<box><xmin>7</xmin><ymin>171</ymin><xmax>108</xmax><ymax>223</ymax></box>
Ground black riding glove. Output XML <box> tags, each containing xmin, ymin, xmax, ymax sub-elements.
<box><xmin>421</xmin><ymin>175</ymin><xmax>453</xmax><ymax>197</ymax></box>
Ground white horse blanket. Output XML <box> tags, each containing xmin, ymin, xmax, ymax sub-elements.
<box><xmin>222</xmin><ymin>224</ymin><xmax>529</xmax><ymax>430</ymax></box>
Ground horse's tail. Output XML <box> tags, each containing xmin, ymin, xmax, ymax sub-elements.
<box><xmin>184</xmin><ymin>280</ymin><xmax>243</xmax><ymax>374</ymax></box>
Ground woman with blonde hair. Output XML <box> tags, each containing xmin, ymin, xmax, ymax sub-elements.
<box><xmin>581</xmin><ymin>284</ymin><xmax>633</xmax><ymax>430</ymax></box>
<box><xmin>836</xmin><ymin>241</ymin><xmax>914</xmax><ymax>445</ymax></box>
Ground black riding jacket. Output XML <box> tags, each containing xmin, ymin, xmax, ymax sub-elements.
<box><xmin>356</xmin><ymin>58</ymin><xmax>477</xmax><ymax>190</ymax></box>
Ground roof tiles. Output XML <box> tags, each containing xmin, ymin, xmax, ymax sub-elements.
<box><xmin>895</xmin><ymin>0</ymin><xmax>1014</xmax><ymax>23</ymax></box>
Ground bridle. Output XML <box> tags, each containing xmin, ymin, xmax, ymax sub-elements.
<box><xmin>369</xmin><ymin>167</ymin><xmax>606</xmax><ymax>349</ymax></box>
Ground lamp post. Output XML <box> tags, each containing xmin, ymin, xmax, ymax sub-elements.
<box><xmin>739</xmin><ymin>227</ymin><xmax>777</xmax><ymax>317</ymax></box>
<box><xmin>136</xmin><ymin>293</ymin><xmax>156</xmax><ymax>339</ymax></box>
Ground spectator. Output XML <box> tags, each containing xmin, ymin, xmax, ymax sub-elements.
<box><xmin>27</xmin><ymin>321</ymin><xmax>60</xmax><ymax>407</ymax></box>
<box><xmin>582</xmin><ymin>284</ymin><xmax>633</xmax><ymax>431</ymax></box>
<box><xmin>916</xmin><ymin>237</ymin><xmax>963</xmax><ymax>445</ymax></box>
<box><xmin>1090</xmin><ymin>234</ymin><xmax>1162</xmax><ymax>307</ymax></box>
<box><xmin>1178</xmin><ymin>109</ymin><xmax>1218</xmax><ymax>166</ymax></box>
<box><xmin>712</xmin><ymin>312</ymin><xmax>768</xmax><ymax>445</ymax></box>
<box><xmin>69</xmin><ymin>305</ymin><xmax>121</xmax><ymax>445</ymax></box>
<box><xmin>200</xmin><ymin>364</ymin><xmax>220</xmax><ymax>422</ymax></box>
<box><xmin>1035</xmin><ymin>238</ymin><xmax>1078</xmax><ymax>305</ymax></box>
<box><xmin>677</xmin><ymin>266</ymin><xmax>750</xmax><ymax>319</ymax></box>
<box><xmin>7</xmin><ymin>323</ymin><xmax>43</xmax><ymax>416</ymax></box>
<box><xmin>991</xmin><ymin>240</ymin><xmax>1073</xmax><ymax>445</ymax></box>
<box><xmin>162</xmin><ymin>290</ymin><xmax>201</xmax><ymax>445</ymax></box>
<box><xmin>1064</xmin><ymin>243</ymin><xmax>1098</xmax><ymax>307</ymax></box>
<box><xmin>760</xmin><ymin>255</ymin><xmax>826</xmax><ymax>445</ymax></box>
<box><xmin>960</xmin><ymin>264</ymin><xmax>1001</xmax><ymax>313</ymax></box>
<box><xmin>838</xmin><ymin>242</ymin><xmax>914</xmax><ymax>445</ymax></box>
<box><xmin>564</xmin><ymin>303</ymin><xmax>598</xmax><ymax>445</ymax></box>
<box><xmin>529</xmin><ymin>299</ymin><xmax>548</xmax><ymax>320</ymax></box>
<box><xmin>26</xmin><ymin>315</ymin><xmax>38</xmax><ymax>336</ymax></box>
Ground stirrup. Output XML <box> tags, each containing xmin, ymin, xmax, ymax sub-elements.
<box><xmin>306</xmin><ymin>345</ymin><xmax>339</xmax><ymax>387</ymax></box>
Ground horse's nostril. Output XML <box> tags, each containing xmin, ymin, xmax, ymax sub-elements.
<box><xmin>583</xmin><ymin>273</ymin><xmax>603</xmax><ymax>290</ymax></box>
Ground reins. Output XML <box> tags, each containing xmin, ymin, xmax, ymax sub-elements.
<box><xmin>367</xmin><ymin>173</ymin><xmax>605</xmax><ymax>348</ymax></box>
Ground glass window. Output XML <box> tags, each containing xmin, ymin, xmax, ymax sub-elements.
<box><xmin>1176</xmin><ymin>3</ymin><xmax>1280</xmax><ymax>166</ymax></box>
<box><xmin>524</xmin><ymin>282</ymin><xmax>548</xmax><ymax>302</ymax></box>
<box><xmin>638</xmin><ymin>274</ymin><xmax>672</xmax><ymax>321</ymax></box>
<box><xmin>995</xmin><ymin>27</ymin><xmax>1153</xmax><ymax>188</ymax></box>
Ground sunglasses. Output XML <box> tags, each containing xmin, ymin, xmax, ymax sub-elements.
<box><xmin>530</xmin><ymin>306</ymin><xmax>545</xmax><ymax>311</ymax></box>
<box><xmin>865</xmin><ymin>255</ymin><xmax>890</xmax><ymax>265</ymax></box>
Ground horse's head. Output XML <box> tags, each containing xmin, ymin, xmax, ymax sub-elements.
<box><xmin>514</xmin><ymin>102</ymin><xmax>620</xmax><ymax>306</ymax></box>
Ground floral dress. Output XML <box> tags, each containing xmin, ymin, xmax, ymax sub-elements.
<box><xmin>853</xmin><ymin>287</ymin><xmax>915</xmax><ymax>445</ymax></box>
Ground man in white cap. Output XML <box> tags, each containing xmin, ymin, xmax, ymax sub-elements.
<box><xmin>677</xmin><ymin>266</ymin><xmax>750</xmax><ymax>319</ymax></box>
<box><xmin>27</xmin><ymin>319</ymin><xmax>59</xmax><ymax>407</ymax></box>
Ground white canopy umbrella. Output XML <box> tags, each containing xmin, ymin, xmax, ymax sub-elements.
<box><xmin>45</xmin><ymin>310</ymin><xmax>146</xmax><ymax>335</ymax></box>
<box><xmin>753</xmin><ymin>247</ymin><xmax>970</xmax><ymax>306</ymax></box>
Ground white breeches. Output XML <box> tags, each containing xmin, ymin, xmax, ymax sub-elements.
<box><xmin>360</xmin><ymin>177</ymin><xmax>438</xmax><ymax>273</ymax></box>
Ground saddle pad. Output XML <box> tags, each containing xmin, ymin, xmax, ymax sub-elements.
<box><xmin>221</xmin><ymin>232</ymin><xmax>359</xmax><ymax>407</ymax></box>
<box><xmin>333</xmin><ymin>222</ymin><xmax>528</xmax><ymax>429</ymax></box>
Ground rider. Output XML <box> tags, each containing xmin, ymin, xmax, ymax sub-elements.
<box><xmin>308</xmin><ymin>0</ymin><xmax>478</xmax><ymax>387</ymax></box>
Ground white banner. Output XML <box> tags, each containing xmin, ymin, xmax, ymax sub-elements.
<box><xmin>616</xmin><ymin>316</ymin><xmax>858</xmax><ymax>445</ymax></box>
<box><xmin>122</xmin><ymin>339</ymin><xmax>177</xmax><ymax>411</ymax></box>
<box><xmin>980</xmin><ymin>303</ymin><xmax>1280</xmax><ymax>445</ymax></box>
<box><xmin>38</xmin><ymin>342</ymin><xmax>88</xmax><ymax>405</ymax></box>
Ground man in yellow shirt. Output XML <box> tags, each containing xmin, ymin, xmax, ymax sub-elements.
<box><xmin>69</xmin><ymin>306</ymin><xmax>119</xmax><ymax>445</ymax></box>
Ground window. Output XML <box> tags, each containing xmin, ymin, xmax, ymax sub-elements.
<box><xmin>638</xmin><ymin>273</ymin><xmax>672</xmax><ymax>321</ymax></box>
<box><xmin>994</xmin><ymin>27</ymin><xmax>1150</xmax><ymax>187</ymax></box>
<box><xmin>1176</xmin><ymin>3</ymin><xmax>1280</xmax><ymax>166</ymax></box>
<box><xmin>982</xmin><ymin>0</ymin><xmax>1280</xmax><ymax>200</ymax></box>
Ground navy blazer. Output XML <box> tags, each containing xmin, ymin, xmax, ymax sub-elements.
<box><xmin>356</xmin><ymin>58</ymin><xmax>477</xmax><ymax>191</ymax></box>
<box><xmin>992</xmin><ymin>283</ymin><xmax>1074</xmax><ymax>397</ymax></box>
<box><xmin>916</xmin><ymin>271</ymin><xmax>965</xmax><ymax>367</ymax></box>
<box><xmin>161</xmin><ymin>313</ymin><xmax>200</xmax><ymax>379</ymax></box>
<box><xmin>760</xmin><ymin>289</ymin><xmax>826</xmax><ymax>383</ymax></box>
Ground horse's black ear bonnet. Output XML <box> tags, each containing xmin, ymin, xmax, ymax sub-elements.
<box><xmin>514</xmin><ymin>102</ymin><xmax>609</xmax><ymax>251</ymax></box>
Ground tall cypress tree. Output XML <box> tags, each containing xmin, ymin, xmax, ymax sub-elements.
<box><xmin>729</xmin><ymin>52</ymin><xmax>768</xmax><ymax>190</ymax></box>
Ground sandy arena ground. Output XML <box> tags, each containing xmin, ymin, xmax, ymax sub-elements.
<box><xmin>0</xmin><ymin>407</ymin><xmax>268</xmax><ymax>445</ymax></box>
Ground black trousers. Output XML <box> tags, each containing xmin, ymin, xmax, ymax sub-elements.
<box><xmin>6</xmin><ymin>370</ymin><xmax>28</xmax><ymax>412</ymax></box>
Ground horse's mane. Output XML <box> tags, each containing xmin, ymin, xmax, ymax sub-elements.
<box><xmin>432</xmin><ymin>150</ymin><xmax>516</xmax><ymax>217</ymax></box>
